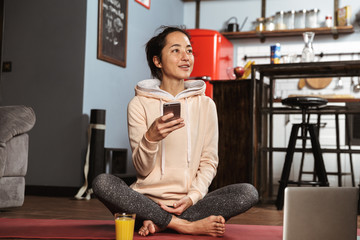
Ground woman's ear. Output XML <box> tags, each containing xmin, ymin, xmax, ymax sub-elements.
<box><xmin>153</xmin><ymin>56</ymin><xmax>162</xmax><ymax>68</ymax></box>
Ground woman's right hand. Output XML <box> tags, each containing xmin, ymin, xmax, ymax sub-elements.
<box><xmin>145</xmin><ymin>113</ymin><xmax>185</xmax><ymax>142</ymax></box>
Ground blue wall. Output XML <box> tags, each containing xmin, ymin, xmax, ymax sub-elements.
<box><xmin>83</xmin><ymin>0</ymin><xmax>184</xmax><ymax>176</ymax></box>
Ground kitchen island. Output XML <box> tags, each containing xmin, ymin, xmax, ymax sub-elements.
<box><xmin>250</xmin><ymin>60</ymin><xmax>360</xmax><ymax>201</ymax></box>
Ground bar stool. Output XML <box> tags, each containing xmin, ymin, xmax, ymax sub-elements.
<box><xmin>276</xmin><ymin>96</ymin><xmax>329</xmax><ymax>210</ymax></box>
<box><xmin>297</xmin><ymin>106</ymin><xmax>355</xmax><ymax>187</ymax></box>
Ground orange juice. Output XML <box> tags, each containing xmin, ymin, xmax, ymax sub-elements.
<box><xmin>115</xmin><ymin>213</ymin><xmax>136</xmax><ymax>240</ymax></box>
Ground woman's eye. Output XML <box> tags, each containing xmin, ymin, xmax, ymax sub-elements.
<box><xmin>172</xmin><ymin>49</ymin><xmax>179</xmax><ymax>53</ymax></box>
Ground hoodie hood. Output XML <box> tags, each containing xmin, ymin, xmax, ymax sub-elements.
<box><xmin>135</xmin><ymin>79</ymin><xmax>206</xmax><ymax>101</ymax></box>
<box><xmin>134</xmin><ymin>78</ymin><xmax>206</xmax><ymax>177</ymax></box>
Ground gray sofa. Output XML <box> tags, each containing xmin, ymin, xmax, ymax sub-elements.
<box><xmin>0</xmin><ymin>105</ymin><xmax>35</xmax><ymax>208</ymax></box>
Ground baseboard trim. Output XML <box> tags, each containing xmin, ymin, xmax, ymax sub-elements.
<box><xmin>25</xmin><ymin>176</ymin><xmax>137</xmax><ymax>197</ymax></box>
<box><xmin>25</xmin><ymin>185</ymin><xmax>79</xmax><ymax>197</ymax></box>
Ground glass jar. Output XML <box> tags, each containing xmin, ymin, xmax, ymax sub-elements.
<box><xmin>255</xmin><ymin>17</ymin><xmax>265</xmax><ymax>32</ymax></box>
<box><xmin>265</xmin><ymin>16</ymin><xmax>275</xmax><ymax>31</ymax></box>
<box><xmin>286</xmin><ymin>10</ymin><xmax>295</xmax><ymax>30</ymax></box>
<box><xmin>275</xmin><ymin>11</ymin><xmax>286</xmax><ymax>30</ymax></box>
<box><xmin>306</xmin><ymin>8</ymin><xmax>320</xmax><ymax>28</ymax></box>
<box><xmin>295</xmin><ymin>9</ymin><xmax>307</xmax><ymax>29</ymax></box>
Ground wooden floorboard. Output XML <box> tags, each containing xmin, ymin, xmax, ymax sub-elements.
<box><xmin>0</xmin><ymin>196</ymin><xmax>114</xmax><ymax>220</ymax></box>
<box><xmin>0</xmin><ymin>195</ymin><xmax>283</xmax><ymax>225</ymax></box>
<box><xmin>0</xmin><ymin>195</ymin><xmax>359</xmax><ymax>228</ymax></box>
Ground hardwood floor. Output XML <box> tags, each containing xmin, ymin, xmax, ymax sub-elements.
<box><xmin>0</xmin><ymin>195</ymin><xmax>283</xmax><ymax>226</ymax></box>
<box><xmin>1</xmin><ymin>194</ymin><xmax>359</xmax><ymax>228</ymax></box>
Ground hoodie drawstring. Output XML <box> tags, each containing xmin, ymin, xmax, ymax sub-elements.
<box><xmin>160</xmin><ymin>99</ymin><xmax>165</xmax><ymax>177</ymax></box>
<box><xmin>185</xmin><ymin>98</ymin><xmax>191</xmax><ymax>167</ymax></box>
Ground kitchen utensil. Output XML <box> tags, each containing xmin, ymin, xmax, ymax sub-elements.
<box><xmin>227</xmin><ymin>23</ymin><xmax>239</xmax><ymax>32</ymax></box>
<box><xmin>353</xmin><ymin>77</ymin><xmax>360</xmax><ymax>92</ymax></box>
<box><xmin>226</xmin><ymin>17</ymin><xmax>239</xmax><ymax>32</ymax></box>
<box><xmin>298</xmin><ymin>78</ymin><xmax>306</xmax><ymax>89</ymax></box>
<box><xmin>239</xmin><ymin>17</ymin><xmax>248</xmax><ymax>31</ymax></box>
<box><xmin>304</xmin><ymin>77</ymin><xmax>332</xmax><ymax>89</ymax></box>
<box><xmin>334</xmin><ymin>77</ymin><xmax>344</xmax><ymax>89</ymax></box>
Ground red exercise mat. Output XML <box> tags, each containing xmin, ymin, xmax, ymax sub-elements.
<box><xmin>5</xmin><ymin>217</ymin><xmax>347</xmax><ymax>240</ymax></box>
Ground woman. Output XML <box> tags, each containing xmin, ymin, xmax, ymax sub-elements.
<box><xmin>92</xmin><ymin>26</ymin><xmax>258</xmax><ymax>237</ymax></box>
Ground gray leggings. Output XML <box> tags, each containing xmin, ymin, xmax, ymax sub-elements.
<box><xmin>92</xmin><ymin>173</ymin><xmax>259</xmax><ymax>230</ymax></box>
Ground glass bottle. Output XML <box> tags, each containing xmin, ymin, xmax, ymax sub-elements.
<box><xmin>301</xmin><ymin>32</ymin><xmax>315</xmax><ymax>62</ymax></box>
<box><xmin>325</xmin><ymin>15</ymin><xmax>333</xmax><ymax>27</ymax></box>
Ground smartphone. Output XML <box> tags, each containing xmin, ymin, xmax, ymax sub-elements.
<box><xmin>163</xmin><ymin>102</ymin><xmax>181</xmax><ymax>122</ymax></box>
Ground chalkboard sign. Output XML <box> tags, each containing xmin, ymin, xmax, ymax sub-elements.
<box><xmin>97</xmin><ymin>0</ymin><xmax>128</xmax><ymax>67</ymax></box>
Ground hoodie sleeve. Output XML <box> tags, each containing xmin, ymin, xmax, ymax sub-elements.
<box><xmin>127</xmin><ymin>97</ymin><xmax>159</xmax><ymax>177</ymax></box>
<box><xmin>187</xmin><ymin>99</ymin><xmax>219</xmax><ymax>205</ymax></box>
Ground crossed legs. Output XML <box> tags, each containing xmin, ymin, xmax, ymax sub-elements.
<box><xmin>92</xmin><ymin>174</ymin><xmax>258</xmax><ymax>237</ymax></box>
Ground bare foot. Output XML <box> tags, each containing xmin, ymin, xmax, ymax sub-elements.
<box><xmin>168</xmin><ymin>215</ymin><xmax>226</xmax><ymax>237</ymax></box>
<box><xmin>138</xmin><ymin>220</ymin><xmax>162</xmax><ymax>236</ymax></box>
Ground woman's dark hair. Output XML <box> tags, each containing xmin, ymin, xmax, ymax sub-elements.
<box><xmin>145</xmin><ymin>25</ymin><xmax>191</xmax><ymax>80</ymax></box>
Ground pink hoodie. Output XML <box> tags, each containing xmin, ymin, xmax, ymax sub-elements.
<box><xmin>127</xmin><ymin>79</ymin><xmax>218</xmax><ymax>206</ymax></box>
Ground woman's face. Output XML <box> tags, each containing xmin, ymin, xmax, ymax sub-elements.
<box><xmin>154</xmin><ymin>31</ymin><xmax>194</xmax><ymax>82</ymax></box>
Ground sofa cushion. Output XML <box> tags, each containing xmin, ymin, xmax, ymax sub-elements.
<box><xmin>0</xmin><ymin>105</ymin><xmax>35</xmax><ymax>144</ymax></box>
<box><xmin>0</xmin><ymin>176</ymin><xmax>25</xmax><ymax>208</ymax></box>
<box><xmin>0</xmin><ymin>134</ymin><xmax>28</xmax><ymax>178</ymax></box>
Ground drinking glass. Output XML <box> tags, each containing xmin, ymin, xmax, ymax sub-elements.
<box><xmin>115</xmin><ymin>213</ymin><xmax>136</xmax><ymax>240</ymax></box>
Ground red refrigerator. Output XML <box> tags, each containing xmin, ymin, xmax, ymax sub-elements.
<box><xmin>187</xmin><ymin>29</ymin><xmax>234</xmax><ymax>98</ymax></box>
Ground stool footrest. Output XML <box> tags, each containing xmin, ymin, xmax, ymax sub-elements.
<box><xmin>300</xmin><ymin>171</ymin><xmax>317</xmax><ymax>174</ymax></box>
<box><xmin>287</xmin><ymin>180</ymin><xmax>325</xmax><ymax>186</ymax></box>
<box><xmin>296</xmin><ymin>136</ymin><xmax>312</xmax><ymax>140</ymax></box>
<box><xmin>299</xmin><ymin>171</ymin><xmax>352</xmax><ymax>176</ymax></box>
<box><xmin>326</xmin><ymin>172</ymin><xmax>352</xmax><ymax>176</ymax></box>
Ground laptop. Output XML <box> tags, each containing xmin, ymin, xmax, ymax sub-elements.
<box><xmin>283</xmin><ymin>187</ymin><xmax>359</xmax><ymax>240</ymax></box>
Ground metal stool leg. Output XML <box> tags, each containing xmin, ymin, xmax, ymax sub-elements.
<box><xmin>276</xmin><ymin>124</ymin><xmax>301</xmax><ymax>210</ymax></box>
<box><xmin>335</xmin><ymin>114</ymin><xmax>342</xmax><ymax>186</ymax></box>
<box><xmin>308</xmin><ymin>124</ymin><xmax>329</xmax><ymax>186</ymax></box>
<box><xmin>298</xmin><ymin>114</ymin><xmax>310</xmax><ymax>185</ymax></box>
<box><xmin>345</xmin><ymin>113</ymin><xmax>355</xmax><ymax>187</ymax></box>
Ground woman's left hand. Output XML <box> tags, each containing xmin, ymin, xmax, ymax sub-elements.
<box><xmin>158</xmin><ymin>196</ymin><xmax>193</xmax><ymax>215</ymax></box>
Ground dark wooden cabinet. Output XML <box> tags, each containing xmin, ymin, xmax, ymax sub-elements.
<box><xmin>209</xmin><ymin>80</ymin><xmax>266</xmax><ymax>192</ymax></box>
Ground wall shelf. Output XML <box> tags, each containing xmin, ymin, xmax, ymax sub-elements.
<box><xmin>221</xmin><ymin>25</ymin><xmax>354</xmax><ymax>40</ymax></box>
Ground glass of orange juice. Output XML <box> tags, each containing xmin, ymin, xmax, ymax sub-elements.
<box><xmin>114</xmin><ymin>213</ymin><xmax>136</xmax><ymax>240</ymax></box>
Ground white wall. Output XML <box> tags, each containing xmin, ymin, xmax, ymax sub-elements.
<box><xmin>184</xmin><ymin>0</ymin><xmax>359</xmax><ymax>32</ymax></box>
<box><xmin>184</xmin><ymin>0</ymin><xmax>360</xmax><ymax>195</ymax></box>
<box><xmin>185</xmin><ymin>0</ymin><xmax>360</xmax><ymax>61</ymax></box>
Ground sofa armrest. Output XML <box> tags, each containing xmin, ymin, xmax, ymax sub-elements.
<box><xmin>0</xmin><ymin>105</ymin><xmax>36</xmax><ymax>144</ymax></box>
